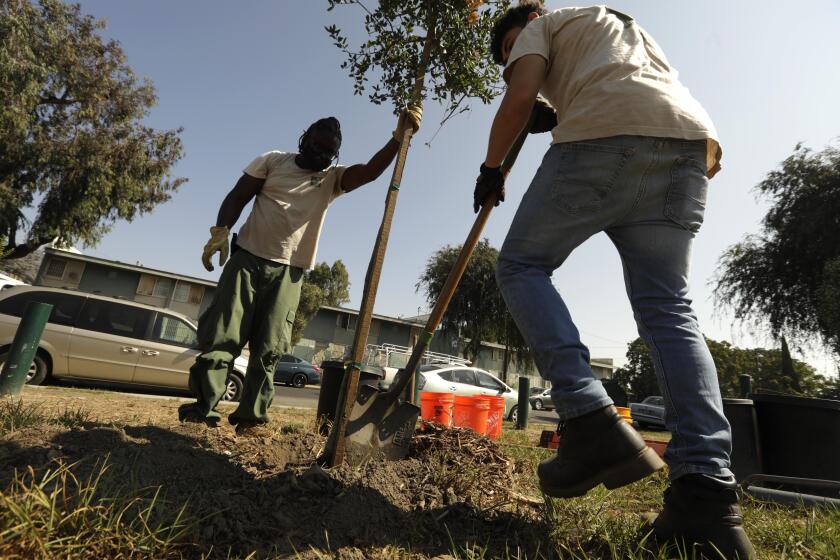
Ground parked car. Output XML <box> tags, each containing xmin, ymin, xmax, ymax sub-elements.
<box><xmin>414</xmin><ymin>365</ymin><xmax>521</xmax><ymax>423</ymax></box>
<box><xmin>630</xmin><ymin>395</ymin><xmax>666</xmax><ymax>429</ymax></box>
<box><xmin>0</xmin><ymin>286</ymin><xmax>248</xmax><ymax>401</ymax></box>
<box><xmin>0</xmin><ymin>273</ymin><xmax>25</xmax><ymax>291</ymax></box>
<box><xmin>529</xmin><ymin>388</ymin><xmax>555</xmax><ymax>411</ymax></box>
<box><xmin>273</xmin><ymin>354</ymin><xmax>321</xmax><ymax>388</ymax></box>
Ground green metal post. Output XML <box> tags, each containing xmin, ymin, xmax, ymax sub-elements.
<box><xmin>516</xmin><ymin>376</ymin><xmax>530</xmax><ymax>430</ymax></box>
<box><xmin>739</xmin><ymin>374</ymin><xmax>753</xmax><ymax>399</ymax></box>
<box><xmin>0</xmin><ymin>302</ymin><xmax>53</xmax><ymax>397</ymax></box>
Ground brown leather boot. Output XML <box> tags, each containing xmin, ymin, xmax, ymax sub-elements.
<box><xmin>538</xmin><ymin>405</ymin><xmax>665</xmax><ymax>498</ymax></box>
<box><xmin>643</xmin><ymin>474</ymin><xmax>756</xmax><ymax>559</ymax></box>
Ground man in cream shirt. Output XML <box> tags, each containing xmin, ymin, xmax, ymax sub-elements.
<box><xmin>179</xmin><ymin>110</ymin><xmax>420</xmax><ymax>437</ymax></box>
<box><xmin>473</xmin><ymin>3</ymin><xmax>753</xmax><ymax>558</ymax></box>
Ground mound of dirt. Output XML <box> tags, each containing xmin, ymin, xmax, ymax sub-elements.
<box><xmin>0</xmin><ymin>418</ymin><xmax>549</xmax><ymax>558</ymax></box>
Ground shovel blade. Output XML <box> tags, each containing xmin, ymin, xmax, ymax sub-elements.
<box><xmin>343</xmin><ymin>383</ymin><xmax>420</xmax><ymax>465</ymax></box>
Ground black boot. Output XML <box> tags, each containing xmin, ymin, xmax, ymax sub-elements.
<box><xmin>644</xmin><ymin>474</ymin><xmax>756</xmax><ymax>559</ymax></box>
<box><xmin>538</xmin><ymin>405</ymin><xmax>665</xmax><ymax>498</ymax></box>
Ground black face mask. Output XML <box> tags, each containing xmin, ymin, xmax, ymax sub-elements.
<box><xmin>298</xmin><ymin>150</ymin><xmax>335</xmax><ymax>172</ymax></box>
<box><xmin>298</xmin><ymin>134</ymin><xmax>339</xmax><ymax>172</ymax></box>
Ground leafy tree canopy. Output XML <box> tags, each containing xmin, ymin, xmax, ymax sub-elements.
<box><xmin>292</xmin><ymin>260</ymin><xmax>351</xmax><ymax>346</ymax></box>
<box><xmin>416</xmin><ymin>239</ymin><xmax>531</xmax><ymax>370</ymax></box>
<box><xmin>714</xmin><ymin>143</ymin><xmax>840</xmax><ymax>356</ymax></box>
<box><xmin>325</xmin><ymin>0</ymin><xmax>511</xmax><ymax>120</ymax></box>
<box><xmin>1</xmin><ymin>0</ymin><xmax>186</xmax><ymax>260</ymax></box>
<box><xmin>614</xmin><ymin>336</ymin><xmax>833</xmax><ymax>401</ymax></box>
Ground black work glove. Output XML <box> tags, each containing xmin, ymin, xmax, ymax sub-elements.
<box><xmin>473</xmin><ymin>164</ymin><xmax>505</xmax><ymax>213</ymax></box>
<box><xmin>530</xmin><ymin>97</ymin><xmax>557</xmax><ymax>134</ymax></box>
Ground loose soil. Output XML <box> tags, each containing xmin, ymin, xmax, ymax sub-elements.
<box><xmin>0</xmin><ymin>386</ymin><xmax>551</xmax><ymax>559</ymax></box>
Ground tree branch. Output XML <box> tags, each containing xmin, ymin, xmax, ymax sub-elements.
<box><xmin>38</xmin><ymin>95</ymin><xmax>80</xmax><ymax>106</ymax></box>
<box><xmin>2</xmin><ymin>238</ymin><xmax>52</xmax><ymax>260</ymax></box>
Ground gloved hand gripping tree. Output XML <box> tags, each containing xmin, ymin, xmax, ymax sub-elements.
<box><xmin>322</xmin><ymin>0</ymin><xmax>512</xmax><ymax>466</ymax></box>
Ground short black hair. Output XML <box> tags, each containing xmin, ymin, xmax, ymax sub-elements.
<box><xmin>490</xmin><ymin>2</ymin><xmax>549</xmax><ymax>66</ymax></box>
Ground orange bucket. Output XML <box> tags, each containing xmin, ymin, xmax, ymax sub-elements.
<box><xmin>453</xmin><ymin>395</ymin><xmax>490</xmax><ymax>434</ymax></box>
<box><xmin>420</xmin><ymin>392</ymin><xmax>455</xmax><ymax>426</ymax></box>
<box><xmin>475</xmin><ymin>395</ymin><xmax>506</xmax><ymax>439</ymax></box>
<box><xmin>616</xmin><ymin>406</ymin><xmax>633</xmax><ymax>425</ymax></box>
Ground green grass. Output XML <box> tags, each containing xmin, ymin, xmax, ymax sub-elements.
<box><xmin>0</xmin><ymin>398</ymin><xmax>48</xmax><ymax>435</ymax></box>
<box><xmin>1</xmin><ymin>398</ymin><xmax>839</xmax><ymax>559</ymax></box>
<box><xmin>0</xmin><ymin>460</ymin><xmax>193</xmax><ymax>559</ymax></box>
<box><xmin>0</xmin><ymin>399</ymin><xmax>93</xmax><ymax>434</ymax></box>
<box><xmin>53</xmin><ymin>405</ymin><xmax>93</xmax><ymax>429</ymax></box>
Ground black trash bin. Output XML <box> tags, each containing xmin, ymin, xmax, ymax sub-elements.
<box><xmin>316</xmin><ymin>361</ymin><xmax>384</xmax><ymax>434</ymax></box>
<box><xmin>722</xmin><ymin>398</ymin><xmax>762</xmax><ymax>482</ymax></box>
<box><xmin>752</xmin><ymin>393</ymin><xmax>840</xmax><ymax>485</ymax></box>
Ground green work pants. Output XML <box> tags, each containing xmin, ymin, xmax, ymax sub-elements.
<box><xmin>186</xmin><ymin>248</ymin><xmax>303</xmax><ymax>424</ymax></box>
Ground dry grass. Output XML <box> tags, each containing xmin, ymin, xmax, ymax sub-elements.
<box><xmin>0</xmin><ymin>460</ymin><xmax>192</xmax><ymax>559</ymax></box>
<box><xmin>0</xmin><ymin>387</ymin><xmax>838</xmax><ymax>559</ymax></box>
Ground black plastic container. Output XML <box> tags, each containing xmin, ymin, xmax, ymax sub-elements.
<box><xmin>315</xmin><ymin>361</ymin><xmax>384</xmax><ymax>434</ymax></box>
<box><xmin>751</xmin><ymin>393</ymin><xmax>840</xmax><ymax>483</ymax></box>
<box><xmin>722</xmin><ymin>398</ymin><xmax>762</xmax><ymax>482</ymax></box>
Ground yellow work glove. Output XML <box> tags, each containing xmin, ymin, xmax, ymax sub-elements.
<box><xmin>392</xmin><ymin>105</ymin><xmax>423</xmax><ymax>141</ymax></box>
<box><xmin>201</xmin><ymin>226</ymin><xmax>230</xmax><ymax>272</ymax></box>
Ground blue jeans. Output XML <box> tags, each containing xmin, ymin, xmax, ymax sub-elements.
<box><xmin>496</xmin><ymin>136</ymin><xmax>733</xmax><ymax>479</ymax></box>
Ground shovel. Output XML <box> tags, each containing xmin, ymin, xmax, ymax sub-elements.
<box><xmin>336</xmin><ymin>110</ymin><xmax>536</xmax><ymax>464</ymax></box>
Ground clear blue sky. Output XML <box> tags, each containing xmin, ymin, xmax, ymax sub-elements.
<box><xmin>68</xmin><ymin>0</ymin><xmax>840</xmax><ymax>374</ymax></box>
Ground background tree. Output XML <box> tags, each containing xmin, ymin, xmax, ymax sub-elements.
<box><xmin>615</xmin><ymin>337</ymin><xmax>828</xmax><ymax>401</ymax></box>
<box><xmin>714</xmin><ymin>143</ymin><xmax>840</xmax><ymax>356</ymax></box>
<box><xmin>1</xmin><ymin>0</ymin><xmax>186</xmax><ymax>260</ymax></box>
<box><xmin>613</xmin><ymin>338</ymin><xmax>659</xmax><ymax>402</ymax></box>
<box><xmin>291</xmin><ymin>260</ymin><xmax>351</xmax><ymax>346</ymax></box>
<box><xmin>416</xmin><ymin>239</ymin><xmax>532</xmax><ymax>373</ymax></box>
<box><xmin>816</xmin><ymin>257</ymin><xmax>840</xmax><ymax>356</ymax></box>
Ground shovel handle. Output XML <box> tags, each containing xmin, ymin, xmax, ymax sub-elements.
<box><xmin>388</xmin><ymin>109</ymin><xmax>536</xmax><ymax>399</ymax></box>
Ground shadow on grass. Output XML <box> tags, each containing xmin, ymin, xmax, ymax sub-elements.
<box><xmin>0</xmin><ymin>420</ymin><xmax>558</xmax><ymax>559</ymax></box>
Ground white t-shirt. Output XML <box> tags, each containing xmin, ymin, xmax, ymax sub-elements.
<box><xmin>235</xmin><ymin>151</ymin><xmax>346</xmax><ymax>269</ymax></box>
<box><xmin>506</xmin><ymin>7</ymin><xmax>722</xmax><ymax>177</ymax></box>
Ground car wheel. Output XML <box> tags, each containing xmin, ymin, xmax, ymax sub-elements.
<box><xmin>0</xmin><ymin>351</ymin><xmax>49</xmax><ymax>386</ymax></box>
<box><xmin>508</xmin><ymin>405</ymin><xmax>519</xmax><ymax>424</ymax></box>
<box><xmin>533</xmin><ymin>399</ymin><xmax>544</xmax><ymax>411</ymax></box>
<box><xmin>291</xmin><ymin>373</ymin><xmax>307</xmax><ymax>389</ymax></box>
<box><xmin>222</xmin><ymin>374</ymin><xmax>244</xmax><ymax>402</ymax></box>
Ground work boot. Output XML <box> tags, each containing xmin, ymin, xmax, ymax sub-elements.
<box><xmin>177</xmin><ymin>403</ymin><xmax>219</xmax><ymax>427</ymax></box>
<box><xmin>538</xmin><ymin>405</ymin><xmax>665</xmax><ymax>498</ymax></box>
<box><xmin>643</xmin><ymin>474</ymin><xmax>756</xmax><ymax>559</ymax></box>
<box><xmin>235</xmin><ymin>421</ymin><xmax>272</xmax><ymax>438</ymax></box>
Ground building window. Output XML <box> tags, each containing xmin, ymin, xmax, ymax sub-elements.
<box><xmin>173</xmin><ymin>282</ymin><xmax>191</xmax><ymax>303</ymax></box>
<box><xmin>153</xmin><ymin>278</ymin><xmax>174</xmax><ymax>298</ymax></box>
<box><xmin>44</xmin><ymin>259</ymin><xmax>67</xmax><ymax>279</ymax></box>
<box><xmin>154</xmin><ymin>314</ymin><xmax>198</xmax><ymax>347</ymax></box>
<box><xmin>336</xmin><ymin>313</ymin><xmax>357</xmax><ymax>330</ymax></box>
<box><xmin>187</xmin><ymin>284</ymin><xmax>204</xmax><ymax>305</ymax></box>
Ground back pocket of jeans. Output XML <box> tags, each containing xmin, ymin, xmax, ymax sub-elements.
<box><xmin>664</xmin><ymin>156</ymin><xmax>708</xmax><ymax>233</ymax></box>
<box><xmin>551</xmin><ymin>142</ymin><xmax>634</xmax><ymax>214</ymax></box>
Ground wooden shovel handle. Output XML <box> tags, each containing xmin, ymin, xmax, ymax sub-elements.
<box><xmin>388</xmin><ymin>109</ymin><xmax>536</xmax><ymax>399</ymax></box>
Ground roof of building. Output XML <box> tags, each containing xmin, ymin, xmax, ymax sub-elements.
<box><xmin>319</xmin><ymin>305</ymin><xmax>427</xmax><ymax>328</ymax></box>
<box><xmin>45</xmin><ymin>247</ymin><xmax>217</xmax><ymax>288</ymax></box>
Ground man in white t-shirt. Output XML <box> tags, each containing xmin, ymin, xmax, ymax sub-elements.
<box><xmin>178</xmin><ymin>109</ymin><xmax>421</xmax><ymax>437</ymax></box>
<box><xmin>474</xmin><ymin>3</ymin><xmax>753</xmax><ymax>558</ymax></box>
